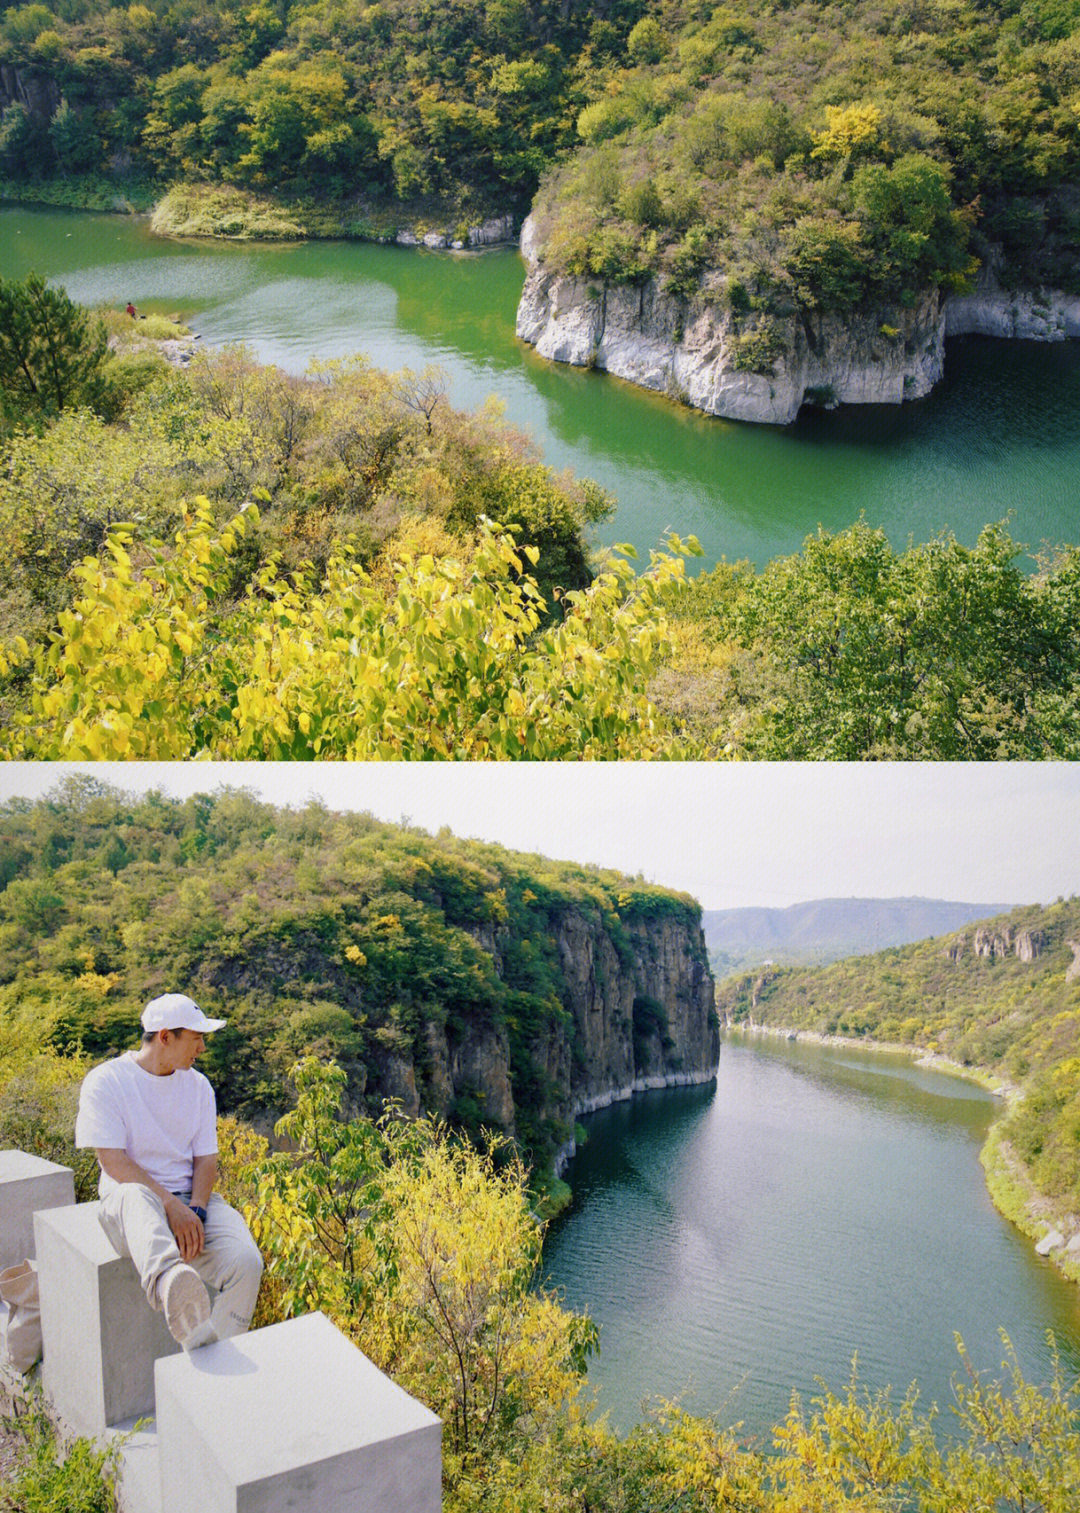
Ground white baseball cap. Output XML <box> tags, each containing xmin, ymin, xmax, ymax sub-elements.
<box><xmin>141</xmin><ymin>994</ymin><xmax>226</xmax><ymax>1035</ymax></box>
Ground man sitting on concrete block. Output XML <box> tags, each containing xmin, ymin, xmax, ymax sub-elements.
<box><xmin>75</xmin><ymin>994</ymin><xmax>263</xmax><ymax>1353</ymax></box>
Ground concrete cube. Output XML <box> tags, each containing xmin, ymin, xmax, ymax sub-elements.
<box><xmin>155</xmin><ymin>1312</ymin><xmax>442</xmax><ymax>1513</ymax></box>
<box><xmin>0</xmin><ymin>1150</ymin><xmax>74</xmax><ymax>1269</ymax></box>
<box><xmin>34</xmin><ymin>1202</ymin><xmax>180</xmax><ymax>1437</ymax></box>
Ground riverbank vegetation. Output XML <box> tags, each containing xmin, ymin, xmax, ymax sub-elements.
<box><xmin>0</xmin><ymin>277</ymin><xmax>700</xmax><ymax>760</ymax></box>
<box><xmin>718</xmin><ymin>897</ymin><xmax>1080</xmax><ymax>1266</ymax></box>
<box><xmin>5</xmin><ymin>0</ymin><xmax>1080</xmax><ymax>312</ymax></box>
<box><xmin>3</xmin><ymin>280</ymin><xmax>1080</xmax><ymax>758</ymax></box>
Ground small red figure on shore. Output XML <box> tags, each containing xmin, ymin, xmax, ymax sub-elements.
<box><xmin>126</xmin><ymin>302</ymin><xmax>136</xmax><ymax>318</ymax></box>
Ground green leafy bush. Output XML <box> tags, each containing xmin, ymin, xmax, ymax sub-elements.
<box><xmin>1</xmin><ymin>1394</ymin><xmax>121</xmax><ymax>1513</ymax></box>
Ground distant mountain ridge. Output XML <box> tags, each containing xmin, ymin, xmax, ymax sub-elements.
<box><xmin>703</xmin><ymin>896</ymin><xmax>1015</xmax><ymax>976</ymax></box>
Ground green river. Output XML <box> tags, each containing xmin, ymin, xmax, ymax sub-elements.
<box><xmin>544</xmin><ymin>1036</ymin><xmax>1080</xmax><ymax>1439</ymax></box>
<box><xmin>7</xmin><ymin>203</ymin><xmax>1080</xmax><ymax>569</ymax></box>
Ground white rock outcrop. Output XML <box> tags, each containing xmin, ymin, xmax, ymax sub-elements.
<box><xmin>395</xmin><ymin>213</ymin><xmax>516</xmax><ymax>250</ymax></box>
<box><xmin>515</xmin><ymin>214</ymin><xmax>1079</xmax><ymax>425</ymax></box>
<box><xmin>945</xmin><ymin>248</ymin><xmax>1080</xmax><ymax>339</ymax></box>
<box><xmin>468</xmin><ymin>213</ymin><xmax>516</xmax><ymax>246</ymax></box>
<box><xmin>516</xmin><ymin>216</ymin><xmax>944</xmax><ymax>425</ymax></box>
<box><xmin>1036</xmin><ymin>1229</ymin><xmax>1066</xmax><ymax>1255</ymax></box>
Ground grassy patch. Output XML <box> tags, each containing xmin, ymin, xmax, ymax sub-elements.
<box><xmin>1</xmin><ymin>177</ymin><xmax>157</xmax><ymax>214</ymax></box>
<box><xmin>981</xmin><ymin>1121</ymin><xmax>1079</xmax><ymax>1282</ymax></box>
<box><xmin>531</xmin><ymin>1170</ymin><xmax>573</xmax><ymax>1221</ymax></box>
<box><xmin>150</xmin><ymin>184</ymin><xmax>310</xmax><ymax>241</ymax></box>
<box><xmin>1</xmin><ymin>1392</ymin><xmax>122</xmax><ymax>1513</ymax></box>
<box><xmin>98</xmin><ymin>307</ymin><xmax>193</xmax><ymax>343</ymax></box>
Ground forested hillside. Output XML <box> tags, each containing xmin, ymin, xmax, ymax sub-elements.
<box><xmin>0</xmin><ymin>0</ymin><xmax>636</xmax><ymax>220</ymax></box>
<box><xmin>0</xmin><ymin>777</ymin><xmax>717</xmax><ymax>1167</ymax></box>
<box><xmin>718</xmin><ymin>896</ymin><xmax>1080</xmax><ymax>1250</ymax></box>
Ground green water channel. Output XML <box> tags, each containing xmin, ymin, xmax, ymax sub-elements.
<box><xmin>6</xmin><ymin>203</ymin><xmax>1080</xmax><ymax>569</ymax></box>
<box><xmin>543</xmin><ymin>1035</ymin><xmax>1080</xmax><ymax>1439</ymax></box>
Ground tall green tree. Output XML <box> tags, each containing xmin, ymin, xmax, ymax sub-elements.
<box><xmin>0</xmin><ymin>274</ymin><xmax>108</xmax><ymax>426</ymax></box>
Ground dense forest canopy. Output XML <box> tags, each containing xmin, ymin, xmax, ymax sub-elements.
<box><xmin>718</xmin><ymin>895</ymin><xmax>1080</xmax><ymax>1233</ymax></box>
<box><xmin>0</xmin><ymin>0</ymin><xmax>645</xmax><ymax>214</ymax></box>
<box><xmin>0</xmin><ymin>776</ymin><xmax>703</xmax><ymax>1162</ymax></box>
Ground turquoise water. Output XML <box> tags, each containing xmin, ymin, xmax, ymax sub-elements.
<box><xmin>543</xmin><ymin>1036</ymin><xmax>1080</xmax><ymax>1438</ymax></box>
<box><xmin>7</xmin><ymin>203</ymin><xmax>1080</xmax><ymax>569</ymax></box>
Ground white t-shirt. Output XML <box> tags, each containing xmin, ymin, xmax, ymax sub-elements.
<box><xmin>75</xmin><ymin>1051</ymin><xmax>218</xmax><ymax>1198</ymax></box>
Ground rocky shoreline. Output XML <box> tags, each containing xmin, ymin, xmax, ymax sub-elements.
<box><xmin>726</xmin><ymin>1021</ymin><xmax>1079</xmax><ymax>1282</ymax></box>
<box><xmin>515</xmin><ymin>214</ymin><xmax>1080</xmax><ymax>425</ymax></box>
<box><xmin>389</xmin><ymin>213</ymin><xmax>516</xmax><ymax>250</ymax></box>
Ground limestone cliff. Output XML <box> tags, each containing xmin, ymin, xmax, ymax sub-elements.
<box><xmin>946</xmin><ymin>926</ymin><xmax>1046</xmax><ymax>963</ymax></box>
<box><xmin>516</xmin><ymin>213</ymin><xmax>1078</xmax><ymax>425</ymax></box>
<box><xmin>944</xmin><ymin>245</ymin><xmax>1080</xmax><ymax>341</ymax></box>
<box><xmin>0</xmin><ymin>65</ymin><xmax>60</xmax><ymax>121</ymax></box>
<box><xmin>371</xmin><ymin>901</ymin><xmax>719</xmax><ymax>1164</ymax></box>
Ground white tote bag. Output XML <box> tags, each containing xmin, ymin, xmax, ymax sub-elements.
<box><xmin>0</xmin><ymin>1260</ymin><xmax>42</xmax><ymax>1373</ymax></box>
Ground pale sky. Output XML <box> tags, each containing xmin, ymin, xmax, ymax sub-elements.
<box><xmin>2</xmin><ymin>762</ymin><xmax>1076</xmax><ymax>912</ymax></box>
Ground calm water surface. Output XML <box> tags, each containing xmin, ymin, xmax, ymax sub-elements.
<box><xmin>543</xmin><ymin>1035</ymin><xmax>1080</xmax><ymax>1438</ymax></box>
<box><xmin>7</xmin><ymin>204</ymin><xmax>1080</xmax><ymax>568</ymax></box>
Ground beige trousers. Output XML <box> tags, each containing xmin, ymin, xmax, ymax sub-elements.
<box><xmin>98</xmin><ymin>1185</ymin><xmax>264</xmax><ymax>1338</ymax></box>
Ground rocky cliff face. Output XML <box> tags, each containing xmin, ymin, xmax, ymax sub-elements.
<box><xmin>392</xmin><ymin>213</ymin><xmax>517</xmax><ymax>250</ymax></box>
<box><xmin>373</xmin><ymin>902</ymin><xmax>719</xmax><ymax>1164</ymax></box>
<box><xmin>516</xmin><ymin>215</ymin><xmax>1078</xmax><ymax>425</ymax></box>
<box><xmin>946</xmin><ymin>926</ymin><xmax>1045</xmax><ymax>963</ymax></box>
<box><xmin>0</xmin><ymin>65</ymin><xmax>61</xmax><ymax>120</ymax></box>
<box><xmin>944</xmin><ymin>246</ymin><xmax>1080</xmax><ymax>341</ymax></box>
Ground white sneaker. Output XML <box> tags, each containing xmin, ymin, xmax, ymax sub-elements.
<box><xmin>159</xmin><ymin>1264</ymin><xmax>217</xmax><ymax>1351</ymax></box>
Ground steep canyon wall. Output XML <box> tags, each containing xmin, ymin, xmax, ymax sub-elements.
<box><xmin>370</xmin><ymin>903</ymin><xmax>719</xmax><ymax>1165</ymax></box>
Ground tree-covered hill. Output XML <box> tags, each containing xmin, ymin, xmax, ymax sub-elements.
<box><xmin>530</xmin><ymin>0</ymin><xmax>1080</xmax><ymax>313</ymax></box>
<box><xmin>0</xmin><ymin>777</ymin><xmax>714</xmax><ymax>1168</ymax></box>
<box><xmin>718</xmin><ymin>896</ymin><xmax>1080</xmax><ymax>1247</ymax></box>
<box><xmin>0</xmin><ymin>0</ymin><xmax>639</xmax><ymax>218</ymax></box>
